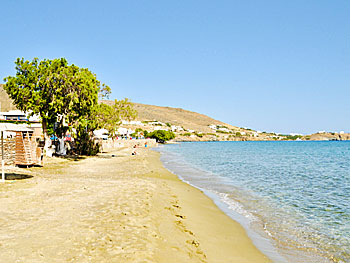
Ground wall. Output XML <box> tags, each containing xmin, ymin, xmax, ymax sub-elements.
<box><xmin>0</xmin><ymin>138</ymin><xmax>16</xmax><ymax>165</ymax></box>
<box><xmin>101</xmin><ymin>138</ymin><xmax>157</xmax><ymax>150</ymax></box>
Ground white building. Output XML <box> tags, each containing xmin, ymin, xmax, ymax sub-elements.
<box><xmin>121</xmin><ymin>120</ymin><xmax>143</xmax><ymax>125</ymax></box>
<box><xmin>171</xmin><ymin>125</ymin><xmax>184</xmax><ymax>132</ymax></box>
<box><xmin>116</xmin><ymin>127</ymin><xmax>134</xmax><ymax>136</ymax></box>
<box><xmin>289</xmin><ymin>133</ymin><xmax>303</xmax><ymax>136</ymax></box>
<box><xmin>218</xmin><ymin>127</ymin><xmax>230</xmax><ymax>133</ymax></box>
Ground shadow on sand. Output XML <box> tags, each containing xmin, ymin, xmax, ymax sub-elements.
<box><xmin>55</xmin><ymin>155</ymin><xmax>87</xmax><ymax>161</ymax></box>
<box><xmin>4</xmin><ymin>173</ymin><xmax>34</xmax><ymax>180</ymax></box>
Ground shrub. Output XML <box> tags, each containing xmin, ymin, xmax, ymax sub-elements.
<box><xmin>195</xmin><ymin>132</ymin><xmax>203</xmax><ymax>138</ymax></box>
<box><xmin>147</xmin><ymin>130</ymin><xmax>175</xmax><ymax>143</ymax></box>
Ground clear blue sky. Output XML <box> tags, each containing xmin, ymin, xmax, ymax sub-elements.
<box><xmin>1</xmin><ymin>1</ymin><xmax>349</xmax><ymax>134</ymax></box>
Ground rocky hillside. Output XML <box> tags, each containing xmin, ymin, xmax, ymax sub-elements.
<box><xmin>304</xmin><ymin>132</ymin><xmax>350</xmax><ymax>141</ymax></box>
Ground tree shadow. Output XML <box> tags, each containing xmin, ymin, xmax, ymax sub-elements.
<box><xmin>97</xmin><ymin>154</ymin><xmax>121</xmax><ymax>159</ymax></box>
<box><xmin>55</xmin><ymin>155</ymin><xmax>87</xmax><ymax>161</ymax></box>
<box><xmin>4</xmin><ymin>173</ymin><xmax>33</xmax><ymax>180</ymax></box>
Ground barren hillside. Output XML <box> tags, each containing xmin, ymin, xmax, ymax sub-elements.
<box><xmin>100</xmin><ymin>100</ymin><xmax>243</xmax><ymax>133</ymax></box>
<box><xmin>133</xmin><ymin>103</ymin><xmax>242</xmax><ymax>133</ymax></box>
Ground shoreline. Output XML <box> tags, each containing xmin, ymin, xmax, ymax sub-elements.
<box><xmin>157</xmin><ymin>142</ymin><xmax>340</xmax><ymax>263</ymax></box>
<box><xmin>0</xmin><ymin>146</ymin><xmax>270</xmax><ymax>262</ymax></box>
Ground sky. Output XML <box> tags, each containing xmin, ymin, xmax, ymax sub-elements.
<box><xmin>0</xmin><ymin>0</ymin><xmax>349</xmax><ymax>134</ymax></box>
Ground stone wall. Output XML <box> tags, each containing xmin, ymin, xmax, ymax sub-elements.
<box><xmin>101</xmin><ymin>138</ymin><xmax>157</xmax><ymax>150</ymax></box>
<box><xmin>0</xmin><ymin>138</ymin><xmax>16</xmax><ymax>165</ymax></box>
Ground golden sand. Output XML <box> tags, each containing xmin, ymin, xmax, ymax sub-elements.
<box><xmin>0</xmin><ymin>147</ymin><xmax>270</xmax><ymax>262</ymax></box>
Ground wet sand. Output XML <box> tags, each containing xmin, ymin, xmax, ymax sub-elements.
<box><xmin>0</xmin><ymin>147</ymin><xmax>270</xmax><ymax>262</ymax></box>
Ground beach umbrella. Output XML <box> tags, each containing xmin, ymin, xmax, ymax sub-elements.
<box><xmin>0</xmin><ymin>123</ymin><xmax>32</xmax><ymax>182</ymax></box>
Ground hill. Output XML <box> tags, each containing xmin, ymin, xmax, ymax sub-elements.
<box><xmin>133</xmin><ymin>103</ymin><xmax>242</xmax><ymax>134</ymax></box>
<box><xmin>101</xmin><ymin>100</ymin><xmax>272</xmax><ymax>141</ymax></box>
<box><xmin>0</xmin><ymin>84</ymin><xmax>17</xmax><ymax>112</ymax></box>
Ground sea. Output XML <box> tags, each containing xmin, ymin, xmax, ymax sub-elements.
<box><xmin>155</xmin><ymin>141</ymin><xmax>350</xmax><ymax>263</ymax></box>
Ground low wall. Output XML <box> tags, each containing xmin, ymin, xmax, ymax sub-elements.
<box><xmin>0</xmin><ymin>138</ymin><xmax>16</xmax><ymax>165</ymax></box>
<box><xmin>101</xmin><ymin>138</ymin><xmax>157</xmax><ymax>150</ymax></box>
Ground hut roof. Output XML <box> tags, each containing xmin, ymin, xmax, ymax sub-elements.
<box><xmin>0</xmin><ymin>123</ymin><xmax>32</xmax><ymax>132</ymax></box>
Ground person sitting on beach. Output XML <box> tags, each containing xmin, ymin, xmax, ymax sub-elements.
<box><xmin>132</xmin><ymin>150</ymin><xmax>137</xmax><ymax>155</ymax></box>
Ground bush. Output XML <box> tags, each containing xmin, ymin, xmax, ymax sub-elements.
<box><xmin>195</xmin><ymin>132</ymin><xmax>203</xmax><ymax>138</ymax></box>
<box><xmin>183</xmin><ymin>133</ymin><xmax>191</xmax><ymax>136</ymax></box>
<box><xmin>74</xmin><ymin>127</ymin><xmax>100</xmax><ymax>155</ymax></box>
<box><xmin>148</xmin><ymin>130</ymin><xmax>175</xmax><ymax>143</ymax></box>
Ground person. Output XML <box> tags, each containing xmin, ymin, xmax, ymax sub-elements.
<box><xmin>145</xmin><ymin>142</ymin><xmax>148</xmax><ymax>148</ymax></box>
<box><xmin>132</xmin><ymin>150</ymin><xmax>137</xmax><ymax>155</ymax></box>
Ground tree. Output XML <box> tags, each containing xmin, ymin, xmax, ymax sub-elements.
<box><xmin>3</xmin><ymin>57</ymin><xmax>109</xmax><ymax>154</ymax></box>
<box><xmin>147</xmin><ymin>130</ymin><xmax>175</xmax><ymax>143</ymax></box>
<box><xmin>95</xmin><ymin>98</ymin><xmax>137</xmax><ymax>136</ymax></box>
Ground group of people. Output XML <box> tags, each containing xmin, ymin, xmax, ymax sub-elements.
<box><xmin>132</xmin><ymin>142</ymin><xmax>148</xmax><ymax>155</ymax></box>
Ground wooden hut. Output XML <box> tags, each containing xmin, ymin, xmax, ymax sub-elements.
<box><xmin>15</xmin><ymin>130</ymin><xmax>43</xmax><ymax>166</ymax></box>
<box><xmin>1</xmin><ymin>123</ymin><xmax>43</xmax><ymax>181</ymax></box>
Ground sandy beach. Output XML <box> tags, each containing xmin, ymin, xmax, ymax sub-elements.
<box><xmin>0</xmin><ymin>146</ymin><xmax>270</xmax><ymax>262</ymax></box>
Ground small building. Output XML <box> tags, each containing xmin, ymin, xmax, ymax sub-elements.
<box><xmin>1</xmin><ymin>123</ymin><xmax>43</xmax><ymax>181</ymax></box>
<box><xmin>0</xmin><ymin>110</ymin><xmax>27</xmax><ymax>121</ymax></box>
<box><xmin>218</xmin><ymin>127</ymin><xmax>230</xmax><ymax>133</ymax></box>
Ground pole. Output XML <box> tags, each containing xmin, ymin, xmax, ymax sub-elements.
<box><xmin>1</xmin><ymin>131</ymin><xmax>4</xmax><ymax>182</ymax></box>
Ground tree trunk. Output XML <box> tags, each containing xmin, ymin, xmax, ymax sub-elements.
<box><xmin>57</xmin><ymin>137</ymin><xmax>67</xmax><ymax>155</ymax></box>
<box><xmin>42</xmin><ymin>121</ymin><xmax>52</xmax><ymax>157</ymax></box>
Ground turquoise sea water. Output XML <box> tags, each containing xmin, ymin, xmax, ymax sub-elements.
<box><xmin>157</xmin><ymin>141</ymin><xmax>350</xmax><ymax>263</ymax></box>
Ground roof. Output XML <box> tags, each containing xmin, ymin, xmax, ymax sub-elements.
<box><xmin>0</xmin><ymin>123</ymin><xmax>33</xmax><ymax>132</ymax></box>
<box><xmin>0</xmin><ymin>110</ymin><xmax>26</xmax><ymax>116</ymax></box>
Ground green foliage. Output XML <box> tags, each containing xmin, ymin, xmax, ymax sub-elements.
<box><xmin>147</xmin><ymin>130</ymin><xmax>175</xmax><ymax>143</ymax></box>
<box><xmin>94</xmin><ymin>99</ymin><xmax>137</xmax><ymax>136</ymax></box>
<box><xmin>3</xmin><ymin>57</ymin><xmax>109</xmax><ymax>155</ymax></box>
<box><xmin>195</xmin><ymin>132</ymin><xmax>203</xmax><ymax>138</ymax></box>
<box><xmin>183</xmin><ymin>133</ymin><xmax>191</xmax><ymax>136</ymax></box>
<box><xmin>143</xmin><ymin>130</ymin><xmax>149</xmax><ymax>138</ymax></box>
<box><xmin>0</xmin><ymin>119</ymin><xmax>32</xmax><ymax>125</ymax></box>
<box><xmin>284</xmin><ymin>135</ymin><xmax>303</xmax><ymax>140</ymax></box>
<box><xmin>216</xmin><ymin>130</ymin><xmax>230</xmax><ymax>134</ymax></box>
<box><xmin>130</xmin><ymin>128</ymin><xmax>144</xmax><ymax>139</ymax></box>
<box><xmin>166</xmin><ymin>122</ymin><xmax>171</xmax><ymax>127</ymax></box>
<box><xmin>235</xmin><ymin>132</ymin><xmax>242</xmax><ymax>137</ymax></box>
<box><xmin>74</xmin><ymin>126</ymin><xmax>100</xmax><ymax>156</ymax></box>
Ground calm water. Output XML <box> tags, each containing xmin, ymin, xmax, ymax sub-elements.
<box><xmin>157</xmin><ymin>141</ymin><xmax>350</xmax><ymax>263</ymax></box>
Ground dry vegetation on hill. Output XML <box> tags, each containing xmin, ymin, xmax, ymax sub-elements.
<box><xmin>133</xmin><ymin>103</ymin><xmax>241</xmax><ymax>133</ymax></box>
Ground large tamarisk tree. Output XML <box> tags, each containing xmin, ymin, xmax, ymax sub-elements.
<box><xmin>3</xmin><ymin>57</ymin><xmax>110</xmax><ymax>155</ymax></box>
